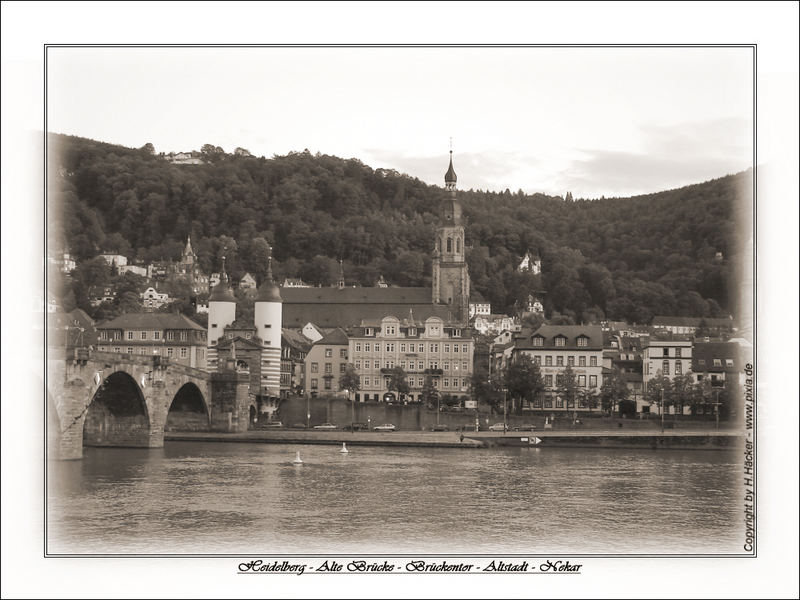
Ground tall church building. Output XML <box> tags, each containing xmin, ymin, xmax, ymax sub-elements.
<box><xmin>432</xmin><ymin>150</ymin><xmax>470</xmax><ymax>322</ymax></box>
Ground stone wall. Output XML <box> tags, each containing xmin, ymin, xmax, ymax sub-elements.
<box><xmin>210</xmin><ymin>371</ymin><xmax>251</xmax><ymax>432</ymax></box>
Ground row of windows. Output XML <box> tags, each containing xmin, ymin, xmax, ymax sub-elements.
<box><xmin>543</xmin><ymin>374</ymin><xmax>598</xmax><ymax>387</ymax></box>
<box><xmin>100</xmin><ymin>346</ymin><xmax>195</xmax><ymax>358</ymax></box>
<box><xmin>323</xmin><ymin>348</ymin><xmax>348</xmax><ymax>358</ymax></box>
<box><xmin>353</xmin><ymin>359</ymin><xmax>470</xmax><ymax>372</ymax></box>
<box><xmin>530</xmin><ymin>355</ymin><xmax>598</xmax><ymax>367</ymax></box>
<box><xmin>645</xmin><ymin>361</ymin><xmax>685</xmax><ymax>376</ymax></box>
<box><xmin>114</xmin><ymin>330</ymin><xmax>195</xmax><ymax>341</ymax></box>
<box><xmin>310</xmin><ymin>362</ymin><xmax>348</xmax><ymax>374</ymax></box>
<box><xmin>354</xmin><ymin>342</ymin><xmax>470</xmax><ymax>354</ymax></box>
<box><xmin>357</xmin><ymin>376</ymin><xmax>470</xmax><ymax>389</ymax></box>
<box><xmin>531</xmin><ymin>336</ymin><xmax>589</xmax><ymax>347</ymax></box>
<box><xmin>360</xmin><ymin>326</ymin><xmax>460</xmax><ymax>338</ymax></box>
<box><xmin>697</xmin><ymin>358</ymin><xmax>734</xmax><ymax>368</ymax></box>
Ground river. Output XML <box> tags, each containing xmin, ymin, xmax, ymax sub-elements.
<box><xmin>47</xmin><ymin>442</ymin><xmax>743</xmax><ymax>555</ymax></box>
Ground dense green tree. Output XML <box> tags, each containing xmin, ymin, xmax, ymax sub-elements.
<box><xmin>600</xmin><ymin>367</ymin><xmax>630</xmax><ymax>415</ymax></box>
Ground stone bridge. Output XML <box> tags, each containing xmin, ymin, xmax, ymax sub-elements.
<box><xmin>47</xmin><ymin>350</ymin><xmax>253</xmax><ymax>459</ymax></box>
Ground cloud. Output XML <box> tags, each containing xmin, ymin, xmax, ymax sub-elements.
<box><xmin>556</xmin><ymin>118</ymin><xmax>753</xmax><ymax>198</ymax></box>
<box><xmin>363</xmin><ymin>149</ymin><xmax>541</xmax><ymax>193</ymax></box>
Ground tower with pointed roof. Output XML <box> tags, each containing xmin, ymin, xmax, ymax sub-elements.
<box><xmin>182</xmin><ymin>235</ymin><xmax>197</xmax><ymax>267</ymax></box>
<box><xmin>254</xmin><ymin>253</ymin><xmax>283</xmax><ymax>396</ymax></box>
<box><xmin>432</xmin><ymin>148</ymin><xmax>470</xmax><ymax>323</ymax></box>
<box><xmin>207</xmin><ymin>257</ymin><xmax>236</xmax><ymax>370</ymax></box>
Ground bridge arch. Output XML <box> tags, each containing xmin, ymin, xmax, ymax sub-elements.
<box><xmin>166</xmin><ymin>382</ymin><xmax>211</xmax><ymax>431</ymax></box>
<box><xmin>83</xmin><ymin>371</ymin><xmax>152</xmax><ymax>447</ymax></box>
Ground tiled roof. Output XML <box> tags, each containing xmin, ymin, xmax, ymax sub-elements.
<box><xmin>96</xmin><ymin>313</ymin><xmax>205</xmax><ymax>330</ymax></box>
<box><xmin>281</xmin><ymin>286</ymin><xmax>431</xmax><ymax>304</ymax></box>
<box><xmin>281</xmin><ymin>329</ymin><xmax>314</xmax><ymax>352</ymax></box>
<box><xmin>282</xmin><ymin>302</ymin><xmax>454</xmax><ymax>329</ymax></box>
<box><xmin>692</xmin><ymin>342</ymin><xmax>741</xmax><ymax>372</ymax></box>
<box><xmin>516</xmin><ymin>325</ymin><xmax>604</xmax><ymax>349</ymax></box>
<box><xmin>315</xmin><ymin>327</ymin><xmax>349</xmax><ymax>346</ymax></box>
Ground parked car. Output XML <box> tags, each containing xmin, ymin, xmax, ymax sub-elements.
<box><xmin>488</xmin><ymin>423</ymin><xmax>508</xmax><ymax>432</ymax></box>
<box><xmin>313</xmin><ymin>423</ymin><xmax>338</xmax><ymax>430</ymax></box>
<box><xmin>373</xmin><ymin>423</ymin><xmax>397</xmax><ymax>432</ymax></box>
<box><xmin>431</xmin><ymin>424</ymin><xmax>449</xmax><ymax>432</ymax></box>
<box><xmin>342</xmin><ymin>422</ymin><xmax>369</xmax><ymax>431</ymax></box>
<box><xmin>290</xmin><ymin>423</ymin><xmax>307</xmax><ymax>429</ymax></box>
<box><xmin>265</xmin><ymin>421</ymin><xmax>283</xmax><ymax>428</ymax></box>
<box><xmin>512</xmin><ymin>424</ymin><xmax>536</xmax><ymax>432</ymax></box>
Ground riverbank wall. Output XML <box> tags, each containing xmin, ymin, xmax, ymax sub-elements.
<box><xmin>165</xmin><ymin>429</ymin><xmax>743</xmax><ymax>451</ymax></box>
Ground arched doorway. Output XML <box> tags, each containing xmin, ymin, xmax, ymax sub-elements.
<box><xmin>166</xmin><ymin>382</ymin><xmax>210</xmax><ymax>431</ymax></box>
<box><xmin>83</xmin><ymin>371</ymin><xmax>150</xmax><ymax>447</ymax></box>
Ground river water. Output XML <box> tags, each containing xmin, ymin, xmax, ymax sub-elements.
<box><xmin>47</xmin><ymin>442</ymin><xmax>743</xmax><ymax>555</ymax></box>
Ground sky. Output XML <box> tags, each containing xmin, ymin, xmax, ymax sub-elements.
<box><xmin>47</xmin><ymin>45</ymin><xmax>754</xmax><ymax>199</ymax></box>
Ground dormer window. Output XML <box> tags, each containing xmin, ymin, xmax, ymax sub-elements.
<box><xmin>409</xmin><ymin>328</ymin><xmax>416</xmax><ymax>336</ymax></box>
<box><xmin>713</xmin><ymin>359</ymin><xmax>722</xmax><ymax>367</ymax></box>
<box><xmin>533</xmin><ymin>336</ymin><xmax>544</xmax><ymax>347</ymax></box>
<box><xmin>725</xmin><ymin>359</ymin><xmax>734</xmax><ymax>368</ymax></box>
<box><xmin>453</xmin><ymin>329</ymin><xmax>461</xmax><ymax>337</ymax></box>
<box><xmin>555</xmin><ymin>336</ymin><xmax>566</xmax><ymax>347</ymax></box>
<box><xmin>577</xmin><ymin>336</ymin><xmax>588</xmax><ymax>347</ymax></box>
<box><xmin>365</xmin><ymin>328</ymin><xmax>374</xmax><ymax>337</ymax></box>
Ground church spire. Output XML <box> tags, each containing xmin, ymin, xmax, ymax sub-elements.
<box><xmin>337</xmin><ymin>259</ymin><xmax>345</xmax><ymax>290</ymax></box>
<box><xmin>444</xmin><ymin>141</ymin><xmax>457</xmax><ymax>192</ymax></box>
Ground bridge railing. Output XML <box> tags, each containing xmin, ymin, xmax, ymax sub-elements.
<box><xmin>76</xmin><ymin>350</ymin><xmax>210</xmax><ymax>380</ymax></box>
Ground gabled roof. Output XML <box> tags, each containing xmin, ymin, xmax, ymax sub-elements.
<box><xmin>96</xmin><ymin>313</ymin><xmax>204</xmax><ymax>330</ymax></box>
<box><xmin>282</xmin><ymin>328</ymin><xmax>313</xmax><ymax>352</ymax></box>
<box><xmin>314</xmin><ymin>327</ymin><xmax>349</xmax><ymax>346</ymax></box>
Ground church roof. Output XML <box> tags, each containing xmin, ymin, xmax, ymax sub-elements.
<box><xmin>281</xmin><ymin>286</ymin><xmax>431</xmax><ymax>304</ymax></box>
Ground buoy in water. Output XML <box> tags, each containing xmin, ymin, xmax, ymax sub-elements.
<box><xmin>340</xmin><ymin>443</ymin><xmax>349</xmax><ymax>454</ymax></box>
<box><xmin>293</xmin><ymin>451</ymin><xmax>303</xmax><ymax>464</ymax></box>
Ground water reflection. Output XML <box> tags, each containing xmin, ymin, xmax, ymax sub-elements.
<box><xmin>47</xmin><ymin>443</ymin><xmax>742</xmax><ymax>554</ymax></box>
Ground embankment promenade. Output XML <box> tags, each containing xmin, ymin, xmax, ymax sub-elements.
<box><xmin>165</xmin><ymin>427</ymin><xmax>743</xmax><ymax>450</ymax></box>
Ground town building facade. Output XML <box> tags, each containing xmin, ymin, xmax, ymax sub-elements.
<box><xmin>304</xmin><ymin>328</ymin><xmax>349</xmax><ymax>397</ymax></box>
<box><xmin>96</xmin><ymin>313</ymin><xmax>207</xmax><ymax>368</ymax></box>
<box><xmin>511</xmin><ymin>325</ymin><xmax>604</xmax><ymax>411</ymax></box>
<box><xmin>642</xmin><ymin>336</ymin><xmax>693</xmax><ymax>414</ymax></box>
<box><xmin>347</xmin><ymin>315</ymin><xmax>474</xmax><ymax>403</ymax></box>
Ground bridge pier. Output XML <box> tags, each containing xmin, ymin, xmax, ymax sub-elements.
<box><xmin>210</xmin><ymin>371</ymin><xmax>252</xmax><ymax>433</ymax></box>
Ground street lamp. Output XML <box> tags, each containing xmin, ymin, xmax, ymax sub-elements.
<box><xmin>349</xmin><ymin>389</ymin><xmax>354</xmax><ymax>433</ymax></box>
<box><xmin>660</xmin><ymin>387</ymin><xmax>665</xmax><ymax>434</ymax></box>
<box><xmin>306</xmin><ymin>394</ymin><xmax>310</xmax><ymax>429</ymax></box>
<box><xmin>503</xmin><ymin>386</ymin><xmax>508</xmax><ymax>434</ymax></box>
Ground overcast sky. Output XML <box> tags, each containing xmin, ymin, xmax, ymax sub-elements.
<box><xmin>47</xmin><ymin>46</ymin><xmax>753</xmax><ymax>199</ymax></box>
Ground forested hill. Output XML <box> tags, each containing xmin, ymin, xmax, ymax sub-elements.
<box><xmin>48</xmin><ymin>134</ymin><xmax>751</xmax><ymax>324</ymax></box>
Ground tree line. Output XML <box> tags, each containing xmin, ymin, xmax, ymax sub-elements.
<box><xmin>49</xmin><ymin>134</ymin><xmax>750</xmax><ymax>324</ymax></box>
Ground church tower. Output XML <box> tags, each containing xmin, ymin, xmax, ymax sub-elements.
<box><xmin>254</xmin><ymin>253</ymin><xmax>282</xmax><ymax>397</ymax></box>
<box><xmin>207</xmin><ymin>257</ymin><xmax>236</xmax><ymax>371</ymax></box>
<box><xmin>432</xmin><ymin>148</ymin><xmax>470</xmax><ymax>323</ymax></box>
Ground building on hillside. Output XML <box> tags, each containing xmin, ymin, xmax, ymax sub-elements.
<box><xmin>164</xmin><ymin>151</ymin><xmax>203</xmax><ymax>165</ymax></box>
<box><xmin>96</xmin><ymin>313</ymin><xmax>207</xmax><ymax>368</ymax></box>
<box><xmin>205</xmin><ymin>260</ymin><xmax>283</xmax><ymax>418</ymax></box>
<box><xmin>280</xmin><ymin>151</ymin><xmax>472</xmax><ymax>328</ymax></box>
<box><xmin>239</xmin><ymin>272</ymin><xmax>257</xmax><ymax>291</ymax></box>
<box><xmin>98</xmin><ymin>253</ymin><xmax>128</xmax><ymax>268</ymax></box>
<box><xmin>524</xmin><ymin>294</ymin><xmax>545</xmax><ymax>315</ymax></box>
<box><xmin>118</xmin><ymin>264</ymin><xmax>148</xmax><ymax>277</ymax></box>
<box><xmin>48</xmin><ymin>251</ymin><xmax>76</xmax><ymax>273</ymax></box>
<box><xmin>88</xmin><ymin>285</ymin><xmax>116</xmax><ymax>307</ymax></box>
<box><xmin>511</xmin><ymin>325</ymin><xmax>604</xmax><ymax>412</ymax></box>
<box><xmin>469</xmin><ymin>291</ymin><xmax>491</xmax><ymax>318</ymax></box>
<box><xmin>174</xmin><ymin>236</ymin><xmax>209</xmax><ymax>294</ymax></box>
<box><xmin>517</xmin><ymin>250</ymin><xmax>542</xmax><ymax>274</ymax></box>
<box><xmin>375</xmin><ymin>275</ymin><xmax>389</xmax><ymax>288</ymax></box>
<box><xmin>642</xmin><ymin>336</ymin><xmax>693</xmax><ymax>414</ymax></box>
<box><xmin>472</xmin><ymin>313</ymin><xmax>517</xmax><ymax>336</ymax></box>
<box><xmin>651</xmin><ymin>316</ymin><xmax>736</xmax><ymax>337</ymax></box>
<box><xmin>347</xmin><ymin>315</ymin><xmax>474</xmax><ymax>403</ymax></box>
<box><xmin>282</xmin><ymin>278</ymin><xmax>310</xmax><ymax>288</ymax></box>
<box><xmin>141</xmin><ymin>286</ymin><xmax>171</xmax><ymax>309</ymax></box>
<box><xmin>304</xmin><ymin>328</ymin><xmax>350</xmax><ymax>397</ymax></box>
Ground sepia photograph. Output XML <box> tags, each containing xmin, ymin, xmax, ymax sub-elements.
<box><xmin>2</xmin><ymin>2</ymin><xmax>798</xmax><ymax>599</ymax></box>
